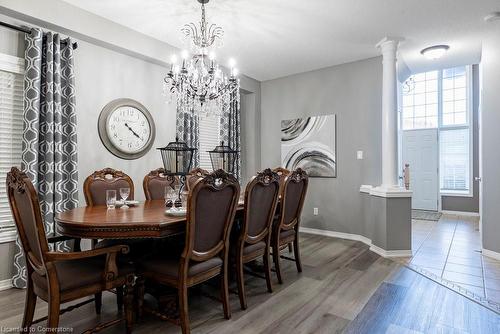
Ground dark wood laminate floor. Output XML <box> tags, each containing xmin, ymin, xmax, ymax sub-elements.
<box><xmin>0</xmin><ymin>234</ymin><xmax>498</xmax><ymax>333</ymax></box>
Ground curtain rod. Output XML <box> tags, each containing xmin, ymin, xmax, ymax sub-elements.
<box><xmin>0</xmin><ymin>20</ymin><xmax>78</xmax><ymax>50</ymax></box>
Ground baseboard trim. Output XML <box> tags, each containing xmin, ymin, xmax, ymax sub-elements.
<box><xmin>369</xmin><ymin>244</ymin><xmax>413</xmax><ymax>258</ymax></box>
<box><xmin>300</xmin><ymin>227</ymin><xmax>412</xmax><ymax>258</ymax></box>
<box><xmin>482</xmin><ymin>248</ymin><xmax>500</xmax><ymax>261</ymax></box>
<box><xmin>0</xmin><ymin>278</ymin><xmax>12</xmax><ymax>291</ymax></box>
<box><xmin>441</xmin><ymin>210</ymin><xmax>480</xmax><ymax>217</ymax></box>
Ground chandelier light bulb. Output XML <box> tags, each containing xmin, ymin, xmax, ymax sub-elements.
<box><xmin>181</xmin><ymin>50</ymin><xmax>189</xmax><ymax>59</ymax></box>
<box><xmin>170</xmin><ymin>55</ymin><xmax>178</xmax><ymax>64</ymax></box>
<box><xmin>228</xmin><ymin>58</ymin><xmax>236</xmax><ymax>68</ymax></box>
<box><xmin>233</xmin><ymin>68</ymin><xmax>239</xmax><ymax>77</ymax></box>
<box><xmin>209</xmin><ymin>52</ymin><xmax>216</xmax><ymax>60</ymax></box>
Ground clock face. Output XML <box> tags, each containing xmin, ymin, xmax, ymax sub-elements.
<box><xmin>98</xmin><ymin>99</ymin><xmax>156</xmax><ymax>160</ymax></box>
<box><xmin>106</xmin><ymin>106</ymin><xmax>151</xmax><ymax>154</ymax></box>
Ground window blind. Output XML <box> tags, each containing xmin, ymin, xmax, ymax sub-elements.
<box><xmin>198</xmin><ymin>115</ymin><xmax>220</xmax><ymax>171</ymax></box>
<box><xmin>0</xmin><ymin>69</ymin><xmax>23</xmax><ymax>232</ymax></box>
<box><xmin>440</xmin><ymin>128</ymin><xmax>469</xmax><ymax>192</ymax></box>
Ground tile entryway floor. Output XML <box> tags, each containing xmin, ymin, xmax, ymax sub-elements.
<box><xmin>399</xmin><ymin>214</ymin><xmax>500</xmax><ymax>304</ymax></box>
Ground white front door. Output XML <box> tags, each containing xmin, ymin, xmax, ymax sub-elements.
<box><xmin>402</xmin><ymin>129</ymin><xmax>439</xmax><ymax>211</ymax></box>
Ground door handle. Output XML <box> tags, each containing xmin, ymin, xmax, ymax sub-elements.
<box><xmin>475</xmin><ymin>177</ymin><xmax>482</xmax><ymax>182</ymax></box>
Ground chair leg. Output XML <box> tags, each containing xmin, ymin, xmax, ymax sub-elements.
<box><xmin>124</xmin><ymin>276</ymin><xmax>134</xmax><ymax>334</ymax></box>
<box><xmin>21</xmin><ymin>279</ymin><xmax>37</xmax><ymax>332</ymax></box>
<box><xmin>178</xmin><ymin>284</ymin><xmax>190</xmax><ymax>334</ymax></box>
<box><xmin>288</xmin><ymin>243</ymin><xmax>293</xmax><ymax>253</ymax></box>
<box><xmin>94</xmin><ymin>292</ymin><xmax>102</xmax><ymax>314</ymax></box>
<box><xmin>116</xmin><ymin>286</ymin><xmax>124</xmax><ymax>310</ymax></box>
<box><xmin>135</xmin><ymin>276</ymin><xmax>145</xmax><ymax>320</ymax></box>
<box><xmin>47</xmin><ymin>292</ymin><xmax>60</xmax><ymax>330</ymax></box>
<box><xmin>221</xmin><ymin>262</ymin><xmax>231</xmax><ymax>319</ymax></box>
<box><xmin>264</xmin><ymin>247</ymin><xmax>273</xmax><ymax>293</ymax></box>
<box><xmin>293</xmin><ymin>238</ymin><xmax>302</xmax><ymax>273</ymax></box>
<box><xmin>236</xmin><ymin>252</ymin><xmax>247</xmax><ymax>310</ymax></box>
<box><xmin>272</xmin><ymin>243</ymin><xmax>283</xmax><ymax>284</ymax></box>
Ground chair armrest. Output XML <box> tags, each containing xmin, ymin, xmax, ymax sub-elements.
<box><xmin>45</xmin><ymin>244</ymin><xmax>129</xmax><ymax>261</ymax></box>
<box><xmin>46</xmin><ymin>245</ymin><xmax>130</xmax><ymax>286</ymax></box>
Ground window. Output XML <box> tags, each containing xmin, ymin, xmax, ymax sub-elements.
<box><xmin>0</xmin><ymin>54</ymin><xmax>24</xmax><ymax>241</ymax></box>
<box><xmin>198</xmin><ymin>115</ymin><xmax>220</xmax><ymax>171</ymax></box>
<box><xmin>440</xmin><ymin>128</ymin><xmax>469</xmax><ymax>192</ymax></box>
<box><xmin>401</xmin><ymin>65</ymin><xmax>472</xmax><ymax>196</ymax></box>
<box><xmin>402</xmin><ymin>71</ymin><xmax>438</xmax><ymax>129</ymax></box>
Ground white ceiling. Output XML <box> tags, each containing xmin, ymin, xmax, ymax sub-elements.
<box><xmin>62</xmin><ymin>0</ymin><xmax>499</xmax><ymax>81</ymax></box>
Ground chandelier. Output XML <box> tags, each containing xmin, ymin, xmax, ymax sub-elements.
<box><xmin>164</xmin><ymin>0</ymin><xmax>239</xmax><ymax>118</ymax></box>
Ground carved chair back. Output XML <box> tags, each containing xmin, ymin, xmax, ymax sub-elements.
<box><xmin>273</xmin><ymin>167</ymin><xmax>290</xmax><ymax>193</ymax></box>
<box><xmin>84</xmin><ymin>168</ymin><xmax>134</xmax><ymax>206</ymax></box>
<box><xmin>7</xmin><ymin>167</ymin><xmax>49</xmax><ymax>273</ymax></box>
<box><xmin>186</xmin><ymin>168</ymin><xmax>209</xmax><ymax>192</ymax></box>
<box><xmin>143</xmin><ymin>168</ymin><xmax>177</xmax><ymax>200</ymax></box>
<box><xmin>183</xmin><ymin>170</ymin><xmax>240</xmax><ymax>263</ymax></box>
<box><xmin>240</xmin><ymin>169</ymin><xmax>280</xmax><ymax>245</ymax></box>
<box><xmin>276</xmin><ymin>168</ymin><xmax>308</xmax><ymax>230</ymax></box>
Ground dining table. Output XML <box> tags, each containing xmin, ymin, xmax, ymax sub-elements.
<box><xmin>55</xmin><ymin>199</ymin><xmax>244</xmax><ymax>240</ymax></box>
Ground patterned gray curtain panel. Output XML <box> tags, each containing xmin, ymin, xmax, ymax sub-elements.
<box><xmin>220</xmin><ymin>90</ymin><xmax>241</xmax><ymax>180</ymax></box>
<box><xmin>12</xmin><ymin>29</ymin><xmax>78</xmax><ymax>288</ymax></box>
<box><xmin>176</xmin><ymin>109</ymin><xmax>200</xmax><ymax>167</ymax></box>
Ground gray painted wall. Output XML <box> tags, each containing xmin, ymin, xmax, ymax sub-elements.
<box><xmin>480</xmin><ymin>30</ymin><xmax>500</xmax><ymax>254</ymax></box>
<box><xmin>441</xmin><ymin>64</ymin><xmax>480</xmax><ymax>213</ymax></box>
<box><xmin>261</xmin><ymin>57</ymin><xmax>382</xmax><ymax>236</ymax></box>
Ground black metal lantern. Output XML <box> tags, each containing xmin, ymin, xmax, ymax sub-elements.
<box><xmin>208</xmin><ymin>141</ymin><xmax>239</xmax><ymax>175</ymax></box>
<box><xmin>157</xmin><ymin>137</ymin><xmax>196</xmax><ymax>202</ymax></box>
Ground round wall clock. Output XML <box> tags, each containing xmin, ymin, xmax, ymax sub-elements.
<box><xmin>98</xmin><ymin>98</ymin><xmax>156</xmax><ymax>160</ymax></box>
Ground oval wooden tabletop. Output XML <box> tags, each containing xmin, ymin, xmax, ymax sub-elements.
<box><xmin>55</xmin><ymin>200</ymin><xmax>187</xmax><ymax>239</ymax></box>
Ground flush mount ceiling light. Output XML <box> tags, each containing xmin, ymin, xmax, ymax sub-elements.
<box><xmin>484</xmin><ymin>12</ymin><xmax>500</xmax><ymax>22</ymax></box>
<box><xmin>420</xmin><ymin>45</ymin><xmax>450</xmax><ymax>60</ymax></box>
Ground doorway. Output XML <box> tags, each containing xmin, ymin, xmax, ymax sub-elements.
<box><xmin>402</xmin><ymin>129</ymin><xmax>439</xmax><ymax>211</ymax></box>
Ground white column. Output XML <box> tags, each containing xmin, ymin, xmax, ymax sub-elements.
<box><xmin>377</xmin><ymin>37</ymin><xmax>401</xmax><ymax>189</ymax></box>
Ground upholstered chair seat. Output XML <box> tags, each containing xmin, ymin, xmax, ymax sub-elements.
<box><xmin>31</xmin><ymin>257</ymin><xmax>134</xmax><ymax>293</ymax></box>
<box><xmin>140</xmin><ymin>256</ymin><xmax>223</xmax><ymax>280</ymax></box>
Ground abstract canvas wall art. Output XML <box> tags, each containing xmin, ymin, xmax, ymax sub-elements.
<box><xmin>281</xmin><ymin>114</ymin><xmax>336</xmax><ymax>177</ymax></box>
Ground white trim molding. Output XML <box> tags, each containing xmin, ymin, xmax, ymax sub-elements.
<box><xmin>482</xmin><ymin>248</ymin><xmax>500</xmax><ymax>261</ymax></box>
<box><xmin>360</xmin><ymin>185</ymin><xmax>412</xmax><ymax>198</ymax></box>
<box><xmin>441</xmin><ymin>210</ymin><xmax>480</xmax><ymax>217</ymax></box>
<box><xmin>369</xmin><ymin>244</ymin><xmax>413</xmax><ymax>258</ymax></box>
<box><xmin>0</xmin><ymin>278</ymin><xmax>13</xmax><ymax>291</ymax></box>
<box><xmin>0</xmin><ymin>53</ymin><xmax>25</xmax><ymax>74</ymax></box>
<box><xmin>300</xmin><ymin>227</ymin><xmax>412</xmax><ymax>258</ymax></box>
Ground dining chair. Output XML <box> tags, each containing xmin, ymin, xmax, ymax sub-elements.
<box><xmin>83</xmin><ymin>167</ymin><xmax>135</xmax><ymax>206</ymax></box>
<box><xmin>186</xmin><ymin>167</ymin><xmax>209</xmax><ymax>192</ymax></box>
<box><xmin>143</xmin><ymin>168</ymin><xmax>177</xmax><ymax>200</ymax></box>
<box><xmin>6</xmin><ymin>167</ymin><xmax>134</xmax><ymax>333</ymax></box>
<box><xmin>83</xmin><ymin>167</ymin><xmax>138</xmax><ymax>310</ymax></box>
<box><xmin>271</xmin><ymin>168</ymin><xmax>308</xmax><ymax>284</ymax></box>
<box><xmin>234</xmin><ymin>168</ymin><xmax>280</xmax><ymax>310</ymax></box>
<box><xmin>137</xmin><ymin>169</ymin><xmax>240</xmax><ymax>334</ymax></box>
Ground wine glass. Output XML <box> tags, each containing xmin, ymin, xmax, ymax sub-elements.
<box><xmin>119</xmin><ymin>187</ymin><xmax>130</xmax><ymax>209</ymax></box>
<box><xmin>106</xmin><ymin>190</ymin><xmax>116</xmax><ymax>209</ymax></box>
<box><xmin>180</xmin><ymin>191</ymin><xmax>188</xmax><ymax>209</ymax></box>
<box><xmin>165</xmin><ymin>186</ymin><xmax>176</xmax><ymax>208</ymax></box>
